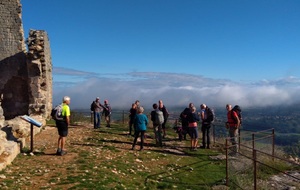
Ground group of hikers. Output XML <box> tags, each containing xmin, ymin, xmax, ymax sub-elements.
<box><xmin>54</xmin><ymin>96</ymin><xmax>241</xmax><ymax>156</ymax></box>
<box><xmin>126</xmin><ymin>100</ymin><xmax>242</xmax><ymax>154</ymax></box>
<box><xmin>90</xmin><ymin>97</ymin><xmax>112</xmax><ymax>128</ymax></box>
<box><xmin>129</xmin><ymin>100</ymin><xmax>169</xmax><ymax>151</ymax></box>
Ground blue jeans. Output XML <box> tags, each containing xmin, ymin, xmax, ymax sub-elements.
<box><xmin>94</xmin><ymin>112</ymin><xmax>101</xmax><ymax>128</ymax></box>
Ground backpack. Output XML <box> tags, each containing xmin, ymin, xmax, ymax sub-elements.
<box><xmin>206</xmin><ymin>107</ymin><xmax>215</xmax><ymax>123</ymax></box>
<box><xmin>231</xmin><ymin>105</ymin><xmax>242</xmax><ymax>124</ymax></box>
<box><xmin>90</xmin><ymin>101</ymin><xmax>95</xmax><ymax>111</ymax></box>
<box><xmin>154</xmin><ymin>110</ymin><xmax>164</xmax><ymax>125</ymax></box>
<box><xmin>51</xmin><ymin>104</ymin><xmax>64</xmax><ymax>121</ymax></box>
<box><xmin>180</xmin><ymin>107</ymin><xmax>190</xmax><ymax>123</ymax></box>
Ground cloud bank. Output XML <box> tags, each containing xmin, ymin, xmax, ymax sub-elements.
<box><xmin>53</xmin><ymin>67</ymin><xmax>300</xmax><ymax>109</ymax></box>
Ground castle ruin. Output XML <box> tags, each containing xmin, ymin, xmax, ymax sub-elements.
<box><xmin>0</xmin><ymin>0</ymin><xmax>52</xmax><ymax>169</ymax></box>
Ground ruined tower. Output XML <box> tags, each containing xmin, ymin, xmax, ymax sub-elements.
<box><xmin>0</xmin><ymin>0</ymin><xmax>52</xmax><ymax>126</ymax></box>
<box><xmin>0</xmin><ymin>0</ymin><xmax>52</xmax><ymax>171</ymax></box>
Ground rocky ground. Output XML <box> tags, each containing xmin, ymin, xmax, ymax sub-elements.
<box><xmin>0</xmin><ymin>122</ymin><xmax>299</xmax><ymax>189</ymax></box>
<box><xmin>0</xmin><ymin>123</ymin><xmax>190</xmax><ymax>189</ymax></box>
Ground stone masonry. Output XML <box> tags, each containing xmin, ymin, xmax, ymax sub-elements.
<box><xmin>0</xmin><ymin>0</ymin><xmax>53</xmax><ymax>170</ymax></box>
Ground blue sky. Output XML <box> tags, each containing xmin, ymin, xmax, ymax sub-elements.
<box><xmin>21</xmin><ymin>0</ymin><xmax>300</xmax><ymax>109</ymax></box>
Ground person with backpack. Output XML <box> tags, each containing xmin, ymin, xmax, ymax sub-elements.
<box><xmin>158</xmin><ymin>100</ymin><xmax>169</xmax><ymax>138</ymax></box>
<box><xmin>91</xmin><ymin>97</ymin><xmax>104</xmax><ymax>129</ymax></box>
<box><xmin>180</xmin><ymin>103</ymin><xmax>194</xmax><ymax>140</ymax></box>
<box><xmin>56</xmin><ymin>96</ymin><xmax>71</xmax><ymax>156</ymax></box>
<box><xmin>226</xmin><ymin>104</ymin><xmax>241</xmax><ymax>156</ymax></box>
<box><xmin>103</xmin><ymin>100</ymin><xmax>112</xmax><ymax>128</ymax></box>
<box><xmin>131</xmin><ymin>106</ymin><xmax>148</xmax><ymax>151</ymax></box>
<box><xmin>200</xmin><ymin>104</ymin><xmax>214</xmax><ymax>149</ymax></box>
<box><xmin>187</xmin><ymin>105</ymin><xmax>200</xmax><ymax>151</ymax></box>
<box><xmin>128</xmin><ymin>103</ymin><xmax>137</xmax><ymax>136</ymax></box>
<box><xmin>150</xmin><ymin>103</ymin><xmax>164</xmax><ymax>147</ymax></box>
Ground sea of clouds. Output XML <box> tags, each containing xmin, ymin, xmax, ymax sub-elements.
<box><xmin>52</xmin><ymin>67</ymin><xmax>300</xmax><ymax>109</ymax></box>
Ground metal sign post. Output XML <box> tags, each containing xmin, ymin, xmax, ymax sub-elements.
<box><xmin>20</xmin><ymin>115</ymin><xmax>42</xmax><ymax>153</ymax></box>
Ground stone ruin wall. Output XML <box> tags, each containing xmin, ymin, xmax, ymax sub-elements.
<box><xmin>0</xmin><ymin>0</ymin><xmax>27</xmax><ymax>126</ymax></box>
<box><xmin>27</xmin><ymin>30</ymin><xmax>53</xmax><ymax>120</ymax></box>
<box><xmin>0</xmin><ymin>0</ymin><xmax>52</xmax><ymax>170</ymax></box>
<box><xmin>0</xmin><ymin>0</ymin><xmax>52</xmax><ymax>123</ymax></box>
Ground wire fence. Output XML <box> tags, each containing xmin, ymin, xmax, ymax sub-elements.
<box><xmin>223</xmin><ymin>128</ymin><xmax>300</xmax><ymax>189</ymax></box>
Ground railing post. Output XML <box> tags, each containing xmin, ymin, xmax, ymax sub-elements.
<box><xmin>90</xmin><ymin>111</ymin><xmax>93</xmax><ymax>124</ymax></box>
<box><xmin>253</xmin><ymin>149</ymin><xmax>257</xmax><ymax>190</ymax></box>
<box><xmin>272</xmin><ymin>128</ymin><xmax>275</xmax><ymax>160</ymax></box>
<box><xmin>238</xmin><ymin>128</ymin><xmax>241</xmax><ymax>151</ymax></box>
<box><xmin>225</xmin><ymin>138</ymin><xmax>229</xmax><ymax>186</ymax></box>
<box><xmin>213</xmin><ymin>124</ymin><xmax>215</xmax><ymax>145</ymax></box>
<box><xmin>123</xmin><ymin>110</ymin><xmax>125</xmax><ymax>125</ymax></box>
<box><xmin>252</xmin><ymin>133</ymin><xmax>255</xmax><ymax>150</ymax></box>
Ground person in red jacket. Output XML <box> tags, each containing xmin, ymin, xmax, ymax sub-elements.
<box><xmin>226</xmin><ymin>104</ymin><xmax>241</xmax><ymax>156</ymax></box>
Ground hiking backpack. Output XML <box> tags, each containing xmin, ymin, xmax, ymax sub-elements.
<box><xmin>206</xmin><ymin>107</ymin><xmax>215</xmax><ymax>123</ymax></box>
<box><xmin>231</xmin><ymin>105</ymin><xmax>242</xmax><ymax>124</ymax></box>
<box><xmin>51</xmin><ymin>104</ymin><xmax>64</xmax><ymax>121</ymax></box>
<box><xmin>154</xmin><ymin>110</ymin><xmax>164</xmax><ymax>125</ymax></box>
<box><xmin>90</xmin><ymin>101</ymin><xmax>95</xmax><ymax>111</ymax></box>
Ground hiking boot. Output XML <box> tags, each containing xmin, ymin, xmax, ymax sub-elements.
<box><xmin>200</xmin><ymin>146</ymin><xmax>205</xmax><ymax>149</ymax></box>
<box><xmin>56</xmin><ymin>149</ymin><xmax>61</xmax><ymax>155</ymax></box>
<box><xmin>60</xmin><ymin>150</ymin><xmax>67</xmax><ymax>156</ymax></box>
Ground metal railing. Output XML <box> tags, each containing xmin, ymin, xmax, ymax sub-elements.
<box><xmin>224</xmin><ymin>128</ymin><xmax>300</xmax><ymax>189</ymax></box>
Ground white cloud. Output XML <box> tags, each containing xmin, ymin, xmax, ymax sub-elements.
<box><xmin>52</xmin><ymin>69</ymin><xmax>300</xmax><ymax>109</ymax></box>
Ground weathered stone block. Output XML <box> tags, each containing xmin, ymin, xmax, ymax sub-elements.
<box><xmin>0</xmin><ymin>141</ymin><xmax>20</xmax><ymax>171</ymax></box>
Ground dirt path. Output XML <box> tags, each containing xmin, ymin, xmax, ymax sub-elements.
<box><xmin>0</xmin><ymin>123</ymin><xmax>188</xmax><ymax>189</ymax></box>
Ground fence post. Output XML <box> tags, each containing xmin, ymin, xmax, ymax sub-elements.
<box><xmin>90</xmin><ymin>111</ymin><xmax>93</xmax><ymax>124</ymax></box>
<box><xmin>213</xmin><ymin>124</ymin><xmax>216</xmax><ymax>145</ymax></box>
<box><xmin>253</xmin><ymin>149</ymin><xmax>257</xmax><ymax>190</ymax></box>
<box><xmin>225</xmin><ymin>138</ymin><xmax>229</xmax><ymax>186</ymax></box>
<box><xmin>238</xmin><ymin>128</ymin><xmax>241</xmax><ymax>151</ymax></box>
<box><xmin>252</xmin><ymin>133</ymin><xmax>255</xmax><ymax>150</ymax></box>
<box><xmin>272</xmin><ymin>128</ymin><xmax>275</xmax><ymax>160</ymax></box>
<box><xmin>123</xmin><ymin>110</ymin><xmax>125</xmax><ymax>125</ymax></box>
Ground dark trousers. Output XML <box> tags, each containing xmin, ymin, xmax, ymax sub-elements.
<box><xmin>129</xmin><ymin>119</ymin><xmax>135</xmax><ymax>135</ymax></box>
<box><xmin>201</xmin><ymin>124</ymin><xmax>211</xmax><ymax>147</ymax></box>
<box><xmin>132</xmin><ymin>130</ymin><xmax>145</xmax><ymax>150</ymax></box>
<box><xmin>182</xmin><ymin>124</ymin><xmax>189</xmax><ymax>139</ymax></box>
